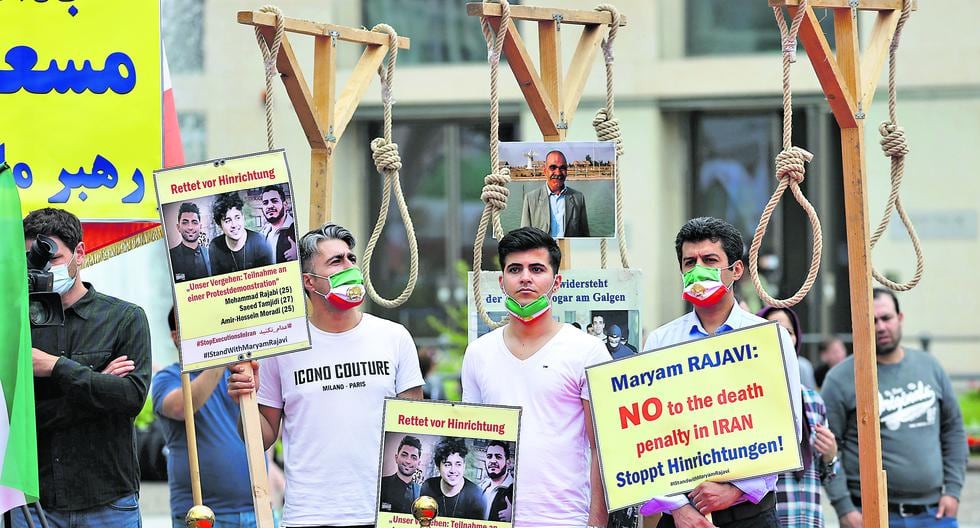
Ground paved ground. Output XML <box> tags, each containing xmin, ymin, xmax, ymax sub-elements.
<box><xmin>138</xmin><ymin>465</ymin><xmax>980</xmax><ymax>528</ymax></box>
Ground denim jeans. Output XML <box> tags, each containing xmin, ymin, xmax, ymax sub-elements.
<box><xmin>171</xmin><ymin>510</ymin><xmax>257</xmax><ymax>528</ymax></box>
<box><xmin>12</xmin><ymin>494</ymin><xmax>141</xmax><ymax>528</ymax></box>
<box><xmin>887</xmin><ymin>506</ymin><xmax>958</xmax><ymax>528</ymax></box>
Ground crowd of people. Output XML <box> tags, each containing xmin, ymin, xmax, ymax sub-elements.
<box><xmin>19</xmin><ymin>207</ymin><xmax>968</xmax><ymax>528</ymax></box>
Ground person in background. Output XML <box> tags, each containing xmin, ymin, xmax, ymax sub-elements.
<box><xmin>814</xmin><ymin>336</ymin><xmax>848</xmax><ymax>388</ymax></box>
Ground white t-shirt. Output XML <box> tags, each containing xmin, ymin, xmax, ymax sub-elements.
<box><xmin>257</xmin><ymin>314</ymin><xmax>424</xmax><ymax>526</ymax></box>
<box><xmin>462</xmin><ymin>324</ymin><xmax>609</xmax><ymax>528</ymax></box>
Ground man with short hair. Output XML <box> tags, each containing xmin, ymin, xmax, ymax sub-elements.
<box><xmin>822</xmin><ymin>288</ymin><xmax>967</xmax><ymax>528</ymax></box>
<box><xmin>591</xmin><ymin>314</ymin><xmax>607</xmax><ymax>344</ymax></box>
<box><xmin>462</xmin><ymin>227</ymin><xmax>608</xmax><ymax>527</ymax></box>
<box><xmin>170</xmin><ymin>202</ymin><xmax>211</xmax><ymax>282</ymax></box>
<box><xmin>605</xmin><ymin>324</ymin><xmax>637</xmax><ymax>359</ymax></box>
<box><xmin>639</xmin><ymin>217</ymin><xmax>802</xmax><ymax>528</ymax></box>
<box><xmin>259</xmin><ymin>184</ymin><xmax>297</xmax><ymax>263</ymax></box>
<box><xmin>379</xmin><ymin>435</ymin><xmax>423</xmax><ymax>515</ymax></box>
<box><xmin>419</xmin><ymin>437</ymin><xmax>487</xmax><ymax>521</ymax></box>
<box><xmin>19</xmin><ymin>208</ymin><xmax>151</xmax><ymax>528</ymax></box>
<box><xmin>228</xmin><ymin>222</ymin><xmax>424</xmax><ymax>527</ymax></box>
<box><xmin>521</xmin><ymin>150</ymin><xmax>590</xmax><ymax>237</ymax></box>
<box><xmin>152</xmin><ymin>308</ymin><xmax>255</xmax><ymax>528</ymax></box>
<box><xmin>481</xmin><ymin>440</ymin><xmax>514</xmax><ymax>522</ymax></box>
<box><xmin>209</xmin><ymin>191</ymin><xmax>273</xmax><ymax>275</ymax></box>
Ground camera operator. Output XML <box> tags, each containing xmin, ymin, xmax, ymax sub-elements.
<box><xmin>18</xmin><ymin>208</ymin><xmax>151</xmax><ymax>528</ymax></box>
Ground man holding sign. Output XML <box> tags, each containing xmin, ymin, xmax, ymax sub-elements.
<box><xmin>462</xmin><ymin>227</ymin><xmax>609</xmax><ymax>527</ymax></box>
<box><xmin>228</xmin><ymin>222</ymin><xmax>424</xmax><ymax>527</ymax></box>
<box><xmin>639</xmin><ymin>217</ymin><xmax>801</xmax><ymax>528</ymax></box>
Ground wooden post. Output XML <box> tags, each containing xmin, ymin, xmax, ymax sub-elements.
<box><xmin>239</xmin><ymin>11</ymin><xmax>411</xmax><ymax>227</ymax></box>
<box><xmin>180</xmin><ymin>373</ymin><xmax>204</xmax><ymax>507</ymax></box>
<box><xmin>239</xmin><ymin>371</ymin><xmax>275</xmax><ymax>528</ymax></box>
<box><xmin>466</xmin><ymin>3</ymin><xmax>627</xmax><ymax>270</ymax></box>
<box><xmin>770</xmin><ymin>1</ymin><xmax>917</xmax><ymax>525</ymax></box>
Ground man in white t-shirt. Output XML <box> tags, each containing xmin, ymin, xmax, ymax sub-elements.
<box><xmin>229</xmin><ymin>222</ymin><xmax>424</xmax><ymax>527</ymax></box>
<box><xmin>462</xmin><ymin>227</ymin><xmax>609</xmax><ymax>528</ymax></box>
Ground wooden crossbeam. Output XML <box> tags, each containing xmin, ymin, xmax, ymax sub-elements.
<box><xmin>256</xmin><ymin>28</ymin><xmax>328</xmax><ymax>149</ymax></box>
<box><xmin>859</xmin><ymin>10</ymin><xmax>901</xmax><ymax>111</ymax></box>
<box><xmin>562</xmin><ymin>24</ymin><xmax>608</xmax><ymax>130</ymax></box>
<box><xmin>794</xmin><ymin>6</ymin><xmax>858</xmax><ymax>128</ymax></box>
<box><xmin>242</xmin><ymin>10</ymin><xmax>409</xmax><ymax>226</ymax></box>
<box><xmin>239</xmin><ymin>11</ymin><xmax>410</xmax><ymax>48</ymax></box>
<box><xmin>466</xmin><ymin>3</ymin><xmax>627</xmax><ymax>25</ymax></box>
<box><xmin>770</xmin><ymin>0</ymin><xmax>916</xmax><ymax>10</ymax></box>
<box><xmin>485</xmin><ymin>16</ymin><xmax>560</xmax><ymax>138</ymax></box>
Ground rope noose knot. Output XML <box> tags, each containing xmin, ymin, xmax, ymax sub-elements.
<box><xmin>879</xmin><ymin>122</ymin><xmax>910</xmax><ymax>158</ymax></box>
<box><xmin>774</xmin><ymin>146</ymin><xmax>813</xmax><ymax>185</ymax></box>
<box><xmin>370</xmin><ymin>137</ymin><xmax>402</xmax><ymax>173</ymax></box>
<box><xmin>481</xmin><ymin>169</ymin><xmax>511</xmax><ymax>212</ymax></box>
<box><xmin>592</xmin><ymin>108</ymin><xmax>623</xmax><ymax>157</ymax></box>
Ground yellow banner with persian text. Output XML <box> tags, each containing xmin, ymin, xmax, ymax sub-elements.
<box><xmin>1</xmin><ymin>0</ymin><xmax>162</xmax><ymax>220</ymax></box>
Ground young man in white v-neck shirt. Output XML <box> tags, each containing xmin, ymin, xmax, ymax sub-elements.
<box><xmin>462</xmin><ymin>227</ymin><xmax>609</xmax><ymax>528</ymax></box>
<box><xmin>228</xmin><ymin>222</ymin><xmax>425</xmax><ymax>527</ymax></box>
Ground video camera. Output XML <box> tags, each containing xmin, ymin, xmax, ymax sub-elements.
<box><xmin>26</xmin><ymin>234</ymin><xmax>65</xmax><ymax>327</ymax></box>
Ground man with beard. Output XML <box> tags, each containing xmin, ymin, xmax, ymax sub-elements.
<box><xmin>208</xmin><ymin>192</ymin><xmax>273</xmax><ymax>275</ymax></box>
<box><xmin>822</xmin><ymin>288</ymin><xmax>967</xmax><ymax>528</ymax></box>
<box><xmin>420</xmin><ymin>437</ymin><xmax>486</xmax><ymax>520</ymax></box>
<box><xmin>480</xmin><ymin>441</ymin><xmax>514</xmax><ymax>522</ymax></box>
<box><xmin>605</xmin><ymin>324</ymin><xmax>637</xmax><ymax>359</ymax></box>
<box><xmin>521</xmin><ymin>150</ymin><xmax>590</xmax><ymax>237</ymax></box>
<box><xmin>259</xmin><ymin>184</ymin><xmax>297</xmax><ymax>263</ymax></box>
<box><xmin>169</xmin><ymin>202</ymin><xmax>210</xmax><ymax>282</ymax></box>
<box><xmin>379</xmin><ymin>436</ymin><xmax>423</xmax><ymax>515</ymax></box>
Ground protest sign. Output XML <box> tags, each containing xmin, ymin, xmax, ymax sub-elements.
<box><xmin>467</xmin><ymin>269</ymin><xmax>642</xmax><ymax>350</ymax></box>
<box><xmin>586</xmin><ymin>322</ymin><xmax>801</xmax><ymax>510</ymax></box>
<box><xmin>2</xmin><ymin>1</ymin><xmax>162</xmax><ymax>220</ymax></box>
<box><xmin>377</xmin><ymin>399</ymin><xmax>521</xmax><ymax>528</ymax></box>
<box><xmin>154</xmin><ymin>150</ymin><xmax>310</xmax><ymax>372</ymax></box>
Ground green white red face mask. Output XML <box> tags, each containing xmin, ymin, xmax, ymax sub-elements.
<box><xmin>504</xmin><ymin>283</ymin><xmax>557</xmax><ymax>324</ymax></box>
<box><xmin>310</xmin><ymin>266</ymin><xmax>366</xmax><ymax>310</ymax></box>
<box><xmin>681</xmin><ymin>263</ymin><xmax>734</xmax><ymax>307</ymax></box>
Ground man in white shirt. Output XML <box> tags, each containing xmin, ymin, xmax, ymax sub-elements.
<box><xmin>228</xmin><ymin>222</ymin><xmax>424</xmax><ymax>527</ymax></box>
<box><xmin>639</xmin><ymin>217</ymin><xmax>802</xmax><ymax>528</ymax></box>
<box><xmin>462</xmin><ymin>227</ymin><xmax>608</xmax><ymax>527</ymax></box>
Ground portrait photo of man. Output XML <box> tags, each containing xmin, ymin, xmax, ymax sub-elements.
<box><xmin>379</xmin><ymin>435</ymin><xmax>423</xmax><ymax>515</ymax></box>
<box><xmin>208</xmin><ymin>191</ymin><xmax>273</xmax><ymax>275</ymax></box>
<box><xmin>259</xmin><ymin>184</ymin><xmax>297</xmax><ymax>264</ymax></box>
<box><xmin>499</xmin><ymin>141</ymin><xmax>616</xmax><ymax>239</ymax></box>
<box><xmin>167</xmin><ymin>201</ymin><xmax>211</xmax><ymax>283</ymax></box>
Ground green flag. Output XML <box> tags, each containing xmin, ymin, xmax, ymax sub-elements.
<box><xmin>0</xmin><ymin>163</ymin><xmax>38</xmax><ymax>512</ymax></box>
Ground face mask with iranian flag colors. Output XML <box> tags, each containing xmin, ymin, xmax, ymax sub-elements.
<box><xmin>310</xmin><ymin>266</ymin><xmax>366</xmax><ymax>310</ymax></box>
<box><xmin>681</xmin><ymin>263</ymin><xmax>733</xmax><ymax>307</ymax></box>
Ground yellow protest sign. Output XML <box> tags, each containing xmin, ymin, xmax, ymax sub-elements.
<box><xmin>155</xmin><ymin>150</ymin><xmax>311</xmax><ymax>372</ymax></box>
<box><xmin>586</xmin><ymin>322</ymin><xmax>801</xmax><ymax>511</ymax></box>
<box><xmin>1</xmin><ymin>1</ymin><xmax>162</xmax><ymax>220</ymax></box>
<box><xmin>377</xmin><ymin>399</ymin><xmax>521</xmax><ymax>528</ymax></box>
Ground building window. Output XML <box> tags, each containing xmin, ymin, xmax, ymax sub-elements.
<box><xmin>362</xmin><ymin>0</ymin><xmax>490</xmax><ymax>64</ymax></box>
<box><xmin>686</xmin><ymin>1</ymin><xmax>837</xmax><ymax>57</ymax></box>
<box><xmin>162</xmin><ymin>0</ymin><xmax>204</xmax><ymax>73</ymax></box>
<box><xmin>364</xmin><ymin>119</ymin><xmax>517</xmax><ymax>337</ymax></box>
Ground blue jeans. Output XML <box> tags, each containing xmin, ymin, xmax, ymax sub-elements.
<box><xmin>171</xmin><ymin>510</ymin><xmax>257</xmax><ymax>528</ymax></box>
<box><xmin>12</xmin><ymin>494</ymin><xmax>141</xmax><ymax>528</ymax></box>
<box><xmin>888</xmin><ymin>506</ymin><xmax>958</xmax><ymax>528</ymax></box>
